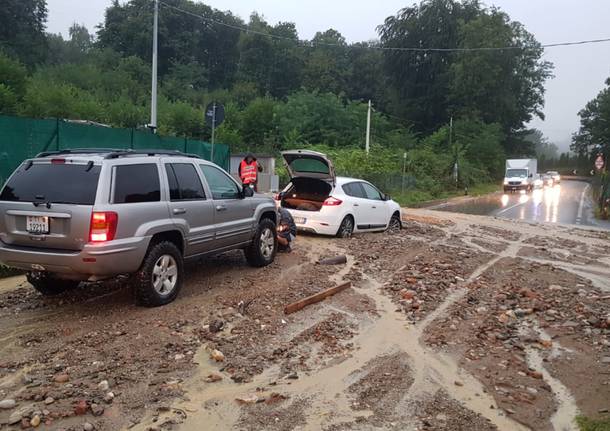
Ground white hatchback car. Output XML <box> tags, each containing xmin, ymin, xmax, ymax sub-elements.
<box><xmin>277</xmin><ymin>150</ymin><xmax>402</xmax><ymax>237</ymax></box>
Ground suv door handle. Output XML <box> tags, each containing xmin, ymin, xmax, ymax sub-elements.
<box><xmin>173</xmin><ymin>208</ymin><xmax>186</xmax><ymax>215</ymax></box>
<box><xmin>216</xmin><ymin>205</ymin><xmax>227</xmax><ymax>212</ymax></box>
<box><xmin>353</xmin><ymin>203</ymin><xmax>359</xmax><ymax>207</ymax></box>
<box><xmin>372</xmin><ymin>205</ymin><xmax>377</xmax><ymax>209</ymax></box>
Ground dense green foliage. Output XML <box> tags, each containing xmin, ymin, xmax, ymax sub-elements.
<box><xmin>573</xmin><ymin>77</ymin><xmax>610</xmax><ymax>157</ymax></box>
<box><xmin>0</xmin><ymin>0</ymin><xmax>556</xmax><ymax>202</ymax></box>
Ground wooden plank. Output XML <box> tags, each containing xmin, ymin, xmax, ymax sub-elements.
<box><xmin>284</xmin><ymin>282</ymin><xmax>351</xmax><ymax>315</ymax></box>
<box><xmin>317</xmin><ymin>255</ymin><xmax>347</xmax><ymax>265</ymax></box>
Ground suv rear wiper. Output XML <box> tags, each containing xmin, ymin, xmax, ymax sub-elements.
<box><xmin>32</xmin><ymin>201</ymin><xmax>52</xmax><ymax>209</ymax></box>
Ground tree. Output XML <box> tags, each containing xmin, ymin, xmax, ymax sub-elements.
<box><xmin>448</xmin><ymin>10</ymin><xmax>553</xmax><ymax>140</ymax></box>
<box><xmin>47</xmin><ymin>23</ymin><xmax>95</xmax><ymax>65</ymax></box>
<box><xmin>378</xmin><ymin>0</ymin><xmax>552</xmax><ymax>142</ymax></box>
<box><xmin>378</xmin><ymin>0</ymin><xmax>481</xmax><ymax>132</ymax></box>
<box><xmin>97</xmin><ymin>0</ymin><xmax>242</xmax><ymax>89</ymax></box>
<box><xmin>0</xmin><ymin>53</ymin><xmax>27</xmax><ymax>114</ymax></box>
<box><xmin>0</xmin><ymin>0</ymin><xmax>48</xmax><ymax>65</ymax></box>
<box><xmin>345</xmin><ymin>42</ymin><xmax>385</xmax><ymax>103</ymax></box>
<box><xmin>572</xmin><ymin>77</ymin><xmax>610</xmax><ymax>156</ymax></box>
<box><xmin>302</xmin><ymin>29</ymin><xmax>350</xmax><ymax>94</ymax></box>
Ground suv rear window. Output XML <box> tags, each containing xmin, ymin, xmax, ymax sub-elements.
<box><xmin>113</xmin><ymin>164</ymin><xmax>160</xmax><ymax>203</ymax></box>
<box><xmin>0</xmin><ymin>162</ymin><xmax>101</xmax><ymax>205</ymax></box>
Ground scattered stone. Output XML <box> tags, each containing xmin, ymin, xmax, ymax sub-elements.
<box><xmin>83</xmin><ymin>422</ymin><xmax>94</xmax><ymax>431</ymax></box>
<box><xmin>98</xmin><ymin>380</ymin><xmax>109</xmax><ymax>391</ymax></box>
<box><xmin>401</xmin><ymin>289</ymin><xmax>416</xmax><ymax>300</ymax></box>
<box><xmin>526</xmin><ymin>387</ymin><xmax>538</xmax><ymax>396</ymax></box>
<box><xmin>209</xmin><ymin>319</ymin><xmax>224</xmax><ymax>333</ymax></box>
<box><xmin>174</xmin><ymin>353</ymin><xmax>185</xmax><ymax>361</ymax></box>
<box><xmin>539</xmin><ymin>339</ymin><xmax>552</xmax><ymax>348</ymax></box>
<box><xmin>598</xmin><ymin>408</ymin><xmax>608</xmax><ymax>414</ymax></box>
<box><xmin>103</xmin><ymin>392</ymin><xmax>115</xmax><ymax>403</ymax></box>
<box><xmin>30</xmin><ymin>415</ymin><xmax>41</xmax><ymax>427</ymax></box>
<box><xmin>235</xmin><ymin>394</ymin><xmax>258</xmax><ymax>404</ymax></box>
<box><xmin>285</xmin><ymin>372</ymin><xmax>299</xmax><ymax>380</ymax></box>
<box><xmin>91</xmin><ymin>403</ymin><xmax>104</xmax><ymax>416</ymax></box>
<box><xmin>54</xmin><ymin>374</ymin><xmax>70</xmax><ymax>383</ymax></box>
<box><xmin>454</xmin><ymin>380</ymin><xmax>464</xmax><ymax>387</ymax></box>
<box><xmin>0</xmin><ymin>399</ymin><xmax>16</xmax><ymax>409</ymax></box>
<box><xmin>528</xmin><ymin>370</ymin><xmax>543</xmax><ymax>379</ymax></box>
<box><xmin>8</xmin><ymin>411</ymin><xmax>22</xmax><ymax>425</ymax></box>
<box><xmin>205</xmin><ymin>373</ymin><xmax>222</xmax><ymax>383</ymax></box>
<box><xmin>210</xmin><ymin>349</ymin><xmax>225</xmax><ymax>362</ymax></box>
<box><xmin>44</xmin><ymin>397</ymin><xmax>54</xmax><ymax>405</ymax></box>
<box><xmin>601</xmin><ymin>357</ymin><xmax>610</xmax><ymax>364</ymax></box>
<box><xmin>74</xmin><ymin>400</ymin><xmax>88</xmax><ymax>415</ymax></box>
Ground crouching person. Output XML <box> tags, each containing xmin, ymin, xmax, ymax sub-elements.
<box><xmin>277</xmin><ymin>207</ymin><xmax>297</xmax><ymax>252</ymax></box>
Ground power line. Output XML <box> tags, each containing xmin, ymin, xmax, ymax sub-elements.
<box><xmin>159</xmin><ymin>1</ymin><xmax>610</xmax><ymax>52</ymax></box>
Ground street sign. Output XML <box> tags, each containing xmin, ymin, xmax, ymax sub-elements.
<box><xmin>595</xmin><ymin>155</ymin><xmax>605</xmax><ymax>171</ymax></box>
<box><xmin>205</xmin><ymin>102</ymin><xmax>225</xmax><ymax>128</ymax></box>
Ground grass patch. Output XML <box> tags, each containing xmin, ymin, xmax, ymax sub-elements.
<box><xmin>577</xmin><ymin>416</ymin><xmax>610</xmax><ymax>431</ymax></box>
<box><xmin>391</xmin><ymin>182</ymin><xmax>499</xmax><ymax>207</ymax></box>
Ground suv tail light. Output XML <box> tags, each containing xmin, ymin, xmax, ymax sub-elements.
<box><xmin>323</xmin><ymin>196</ymin><xmax>343</xmax><ymax>206</ymax></box>
<box><xmin>89</xmin><ymin>212</ymin><xmax>118</xmax><ymax>242</ymax></box>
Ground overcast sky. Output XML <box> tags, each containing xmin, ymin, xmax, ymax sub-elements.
<box><xmin>46</xmin><ymin>0</ymin><xmax>610</xmax><ymax>152</ymax></box>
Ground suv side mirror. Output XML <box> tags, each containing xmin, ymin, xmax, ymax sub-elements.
<box><xmin>242</xmin><ymin>185</ymin><xmax>254</xmax><ymax>198</ymax></box>
<box><xmin>384</xmin><ymin>193</ymin><xmax>391</xmax><ymax>201</ymax></box>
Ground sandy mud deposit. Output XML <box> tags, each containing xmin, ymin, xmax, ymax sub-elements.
<box><xmin>0</xmin><ymin>209</ymin><xmax>608</xmax><ymax>430</ymax></box>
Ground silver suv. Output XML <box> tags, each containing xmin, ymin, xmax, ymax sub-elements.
<box><xmin>0</xmin><ymin>149</ymin><xmax>278</xmax><ymax>306</ymax></box>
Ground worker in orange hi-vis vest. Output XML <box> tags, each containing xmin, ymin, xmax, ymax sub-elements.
<box><xmin>238</xmin><ymin>153</ymin><xmax>263</xmax><ymax>191</ymax></box>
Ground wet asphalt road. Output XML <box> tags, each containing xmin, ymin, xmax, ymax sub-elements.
<box><xmin>436</xmin><ymin>180</ymin><xmax>610</xmax><ymax>229</ymax></box>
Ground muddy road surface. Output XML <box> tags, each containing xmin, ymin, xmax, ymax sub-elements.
<box><xmin>0</xmin><ymin>209</ymin><xmax>609</xmax><ymax>430</ymax></box>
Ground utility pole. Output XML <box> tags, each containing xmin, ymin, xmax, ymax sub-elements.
<box><xmin>365</xmin><ymin>100</ymin><xmax>371</xmax><ymax>155</ymax></box>
<box><xmin>450</xmin><ymin>116</ymin><xmax>458</xmax><ymax>188</ymax></box>
<box><xmin>150</xmin><ymin>0</ymin><xmax>159</xmax><ymax>132</ymax></box>
<box><xmin>210</xmin><ymin>102</ymin><xmax>216</xmax><ymax>163</ymax></box>
<box><xmin>402</xmin><ymin>152</ymin><xmax>407</xmax><ymax>194</ymax></box>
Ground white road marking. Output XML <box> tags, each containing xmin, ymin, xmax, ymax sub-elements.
<box><xmin>576</xmin><ymin>183</ymin><xmax>590</xmax><ymax>225</ymax></box>
<box><xmin>496</xmin><ymin>199</ymin><xmax>525</xmax><ymax>216</ymax></box>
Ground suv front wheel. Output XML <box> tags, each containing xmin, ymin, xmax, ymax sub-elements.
<box><xmin>244</xmin><ymin>219</ymin><xmax>277</xmax><ymax>267</ymax></box>
<box><xmin>134</xmin><ymin>241</ymin><xmax>184</xmax><ymax>307</ymax></box>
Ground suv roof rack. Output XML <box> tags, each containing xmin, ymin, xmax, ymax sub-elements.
<box><xmin>104</xmin><ymin>149</ymin><xmax>201</xmax><ymax>159</ymax></box>
<box><xmin>36</xmin><ymin>148</ymin><xmax>117</xmax><ymax>158</ymax></box>
<box><xmin>36</xmin><ymin>148</ymin><xmax>201</xmax><ymax>160</ymax></box>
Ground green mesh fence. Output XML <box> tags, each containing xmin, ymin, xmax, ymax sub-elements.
<box><xmin>0</xmin><ymin>115</ymin><xmax>230</xmax><ymax>185</ymax></box>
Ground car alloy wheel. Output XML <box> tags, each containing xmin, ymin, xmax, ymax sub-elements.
<box><xmin>152</xmin><ymin>254</ymin><xmax>178</xmax><ymax>296</ymax></box>
<box><xmin>259</xmin><ymin>227</ymin><xmax>274</xmax><ymax>259</ymax></box>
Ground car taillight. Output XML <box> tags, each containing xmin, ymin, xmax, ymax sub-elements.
<box><xmin>51</xmin><ymin>158</ymin><xmax>66</xmax><ymax>164</ymax></box>
<box><xmin>323</xmin><ymin>196</ymin><xmax>343</xmax><ymax>206</ymax></box>
<box><xmin>274</xmin><ymin>193</ymin><xmax>281</xmax><ymax>201</ymax></box>
<box><xmin>89</xmin><ymin>211</ymin><xmax>118</xmax><ymax>242</ymax></box>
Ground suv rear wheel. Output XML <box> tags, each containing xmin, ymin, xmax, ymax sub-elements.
<box><xmin>134</xmin><ymin>241</ymin><xmax>184</xmax><ymax>307</ymax></box>
<box><xmin>245</xmin><ymin>219</ymin><xmax>277</xmax><ymax>267</ymax></box>
<box><xmin>27</xmin><ymin>272</ymin><xmax>80</xmax><ymax>296</ymax></box>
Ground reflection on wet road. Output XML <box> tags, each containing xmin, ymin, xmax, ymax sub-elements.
<box><xmin>436</xmin><ymin>180</ymin><xmax>609</xmax><ymax>229</ymax></box>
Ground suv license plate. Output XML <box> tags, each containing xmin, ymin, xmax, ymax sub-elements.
<box><xmin>26</xmin><ymin>216</ymin><xmax>49</xmax><ymax>234</ymax></box>
<box><xmin>294</xmin><ymin>217</ymin><xmax>306</xmax><ymax>224</ymax></box>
